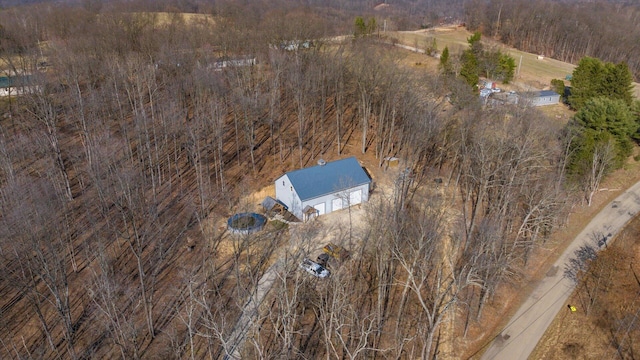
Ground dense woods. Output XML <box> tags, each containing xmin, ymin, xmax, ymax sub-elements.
<box><xmin>0</xmin><ymin>0</ymin><xmax>636</xmax><ymax>359</ymax></box>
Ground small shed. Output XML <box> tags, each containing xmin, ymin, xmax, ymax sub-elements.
<box><xmin>275</xmin><ymin>157</ymin><xmax>372</xmax><ymax>220</ymax></box>
<box><xmin>302</xmin><ymin>205</ymin><xmax>319</xmax><ymax>222</ymax></box>
<box><xmin>383</xmin><ymin>157</ymin><xmax>400</xmax><ymax>168</ymax></box>
<box><xmin>261</xmin><ymin>196</ymin><xmax>288</xmax><ymax>216</ymax></box>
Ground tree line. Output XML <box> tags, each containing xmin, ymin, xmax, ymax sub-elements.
<box><xmin>464</xmin><ymin>0</ymin><xmax>640</xmax><ymax>79</ymax></box>
<box><xmin>440</xmin><ymin>31</ymin><xmax>516</xmax><ymax>90</ymax></box>
<box><xmin>562</xmin><ymin>56</ymin><xmax>640</xmax><ymax>205</ymax></box>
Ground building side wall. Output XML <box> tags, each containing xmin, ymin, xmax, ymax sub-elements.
<box><xmin>300</xmin><ymin>183</ymin><xmax>370</xmax><ymax>218</ymax></box>
<box><xmin>534</xmin><ymin>94</ymin><xmax>560</xmax><ymax>106</ymax></box>
<box><xmin>362</xmin><ymin>183</ymin><xmax>370</xmax><ymax>202</ymax></box>
<box><xmin>0</xmin><ymin>85</ymin><xmax>42</xmax><ymax>97</ymax></box>
<box><xmin>275</xmin><ymin>175</ymin><xmax>303</xmax><ymax>218</ymax></box>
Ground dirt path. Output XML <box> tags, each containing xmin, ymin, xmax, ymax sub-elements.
<box><xmin>222</xmin><ymin>211</ymin><xmax>368</xmax><ymax>358</ymax></box>
<box><xmin>480</xmin><ymin>181</ymin><xmax>640</xmax><ymax>360</ymax></box>
<box><xmin>223</xmin><ymin>259</ymin><xmax>283</xmax><ymax>360</ymax></box>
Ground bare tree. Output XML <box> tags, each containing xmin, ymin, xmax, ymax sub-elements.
<box><xmin>86</xmin><ymin>237</ymin><xmax>143</xmax><ymax>360</ymax></box>
<box><xmin>21</xmin><ymin>89</ymin><xmax>74</xmax><ymax>200</ymax></box>
<box><xmin>0</xmin><ymin>178</ymin><xmax>77</xmax><ymax>358</ymax></box>
<box><xmin>585</xmin><ymin>139</ymin><xmax>616</xmax><ymax>206</ymax></box>
<box><xmin>392</xmin><ymin>203</ymin><xmax>462</xmax><ymax>359</ymax></box>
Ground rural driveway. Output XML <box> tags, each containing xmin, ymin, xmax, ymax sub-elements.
<box><xmin>481</xmin><ymin>181</ymin><xmax>640</xmax><ymax>360</ymax></box>
<box><xmin>223</xmin><ymin>259</ymin><xmax>282</xmax><ymax>360</ymax></box>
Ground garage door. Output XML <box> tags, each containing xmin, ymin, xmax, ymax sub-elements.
<box><xmin>314</xmin><ymin>202</ymin><xmax>326</xmax><ymax>215</ymax></box>
<box><xmin>332</xmin><ymin>198</ymin><xmax>343</xmax><ymax>211</ymax></box>
<box><xmin>349</xmin><ymin>189</ymin><xmax>362</xmax><ymax>205</ymax></box>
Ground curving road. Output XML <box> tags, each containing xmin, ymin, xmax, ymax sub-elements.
<box><xmin>481</xmin><ymin>181</ymin><xmax>640</xmax><ymax>360</ymax></box>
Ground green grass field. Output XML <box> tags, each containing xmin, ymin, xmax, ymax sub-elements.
<box><xmin>388</xmin><ymin>26</ymin><xmax>640</xmax><ymax>97</ymax></box>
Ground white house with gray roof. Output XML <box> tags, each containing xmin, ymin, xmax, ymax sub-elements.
<box><xmin>275</xmin><ymin>157</ymin><xmax>372</xmax><ymax>220</ymax></box>
<box><xmin>527</xmin><ymin>90</ymin><xmax>561</xmax><ymax>106</ymax></box>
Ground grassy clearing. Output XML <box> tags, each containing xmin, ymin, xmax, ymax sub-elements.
<box><xmin>388</xmin><ymin>26</ymin><xmax>640</xmax><ymax>96</ymax></box>
<box><xmin>150</xmin><ymin>12</ymin><xmax>216</xmax><ymax>26</ymax></box>
<box><xmin>389</xmin><ymin>26</ymin><xmax>575</xmax><ymax>89</ymax></box>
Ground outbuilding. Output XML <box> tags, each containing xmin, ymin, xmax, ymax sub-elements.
<box><xmin>275</xmin><ymin>157</ymin><xmax>372</xmax><ymax>221</ymax></box>
<box><xmin>529</xmin><ymin>90</ymin><xmax>561</xmax><ymax>106</ymax></box>
<box><xmin>0</xmin><ymin>75</ymin><xmax>39</xmax><ymax>97</ymax></box>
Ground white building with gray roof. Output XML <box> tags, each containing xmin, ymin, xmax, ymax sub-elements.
<box><xmin>275</xmin><ymin>157</ymin><xmax>372</xmax><ymax>221</ymax></box>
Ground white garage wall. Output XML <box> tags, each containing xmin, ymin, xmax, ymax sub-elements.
<box><xmin>314</xmin><ymin>202</ymin><xmax>326</xmax><ymax>215</ymax></box>
<box><xmin>332</xmin><ymin>198</ymin><xmax>343</xmax><ymax>211</ymax></box>
<box><xmin>300</xmin><ymin>183</ymin><xmax>369</xmax><ymax>219</ymax></box>
<box><xmin>349</xmin><ymin>189</ymin><xmax>362</xmax><ymax>205</ymax></box>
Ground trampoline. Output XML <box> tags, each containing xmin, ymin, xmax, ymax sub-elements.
<box><xmin>227</xmin><ymin>212</ymin><xmax>267</xmax><ymax>235</ymax></box>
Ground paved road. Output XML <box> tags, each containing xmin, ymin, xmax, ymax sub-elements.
<box><xmin>481</xmin><ymin>182</ymin><xmax>640</xmax><ymax>360</ymax></box>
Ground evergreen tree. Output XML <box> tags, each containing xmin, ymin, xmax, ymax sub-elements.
<box><xmin>354</xmin><ymin>16</ymin><xmax>377</xmax><ymax>37</ymax></box>
<box><xmin>366</xmin><ymin>17</ymin><xmax>377</xmax><ymax>35</ymax></box>
<box><xmin>354</xmin><ymin>17</ymin><xmax>366</xmax><ymax>37</ymax></box>
<box><xmin>497</xmin><ymin>53</ymin><xmax>515</xmax><ymax>83</ymax></box>
<box><xmin>569</xmin><ymin>57</ymin><xmax>633</xmax><ymax>111</ymax></box>
<box><xmin>439</xmin><ymin>46</ymin><xmax>453</xmax><ymax>75</ymax></box>
<box><xmin>460</xmin><ymin>49</ymin><xmax>479</xmax><ymax>89</ymax></box>
<box><xmin>569</xmin><ymin>57</ymin><xmax>604</xmax><ymax>111</ymax></box>
<box><xmin>457</xmin><ymin>32</ymin><xmax>515</xmax><ymax>88</ymax></box>
<box><xmin>632</xmin><ymin>100</ymin><xmax>640</xmax><ymax>142</ymax></box>
<box><xmin>426</xmin><ymin>37</ymin><xmax>438</xmax><ymax>56</ymax></box>
<box><xmin>573</xmin><ymin>97</ymin><xmax>636</xmax><ymax>167</ymax></box>
<box><xmin>467</xmin><ymin>31</ymin><xmax>483</xmax><ymax>57</ymax></box>
<box><xmin>566</xmin><ymin>126</ymin><xmax>616</xmax><ymax>205</ymax></box>
<box><xmin>551</xmin><ymin>79</ymin><xmax>566</xmax><ymax>99</ymax></box>
<box><xmin>602</xmin><ymin>62</ymin><xmax>634</xmax><ymax>106</ymax></box>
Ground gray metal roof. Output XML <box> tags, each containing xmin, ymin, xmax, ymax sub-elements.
<box><xmin>284</xmin><ymin>157</ymin><xmax>371</xmax><ymax>202</ymax></box>
<box><xmin>538</xmin><ymin>90</ymin><xmax>560</xmax><ymax>97</ymax></box>
<box><xmin>0</xmin><ymin>75</ymin><xmax>34</xmax><ymax>89</ymax></box>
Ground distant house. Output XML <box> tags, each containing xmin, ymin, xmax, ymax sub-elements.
<box><xmin>275</xmin><ymin>157</ymin><xmax>372</xmax><ymax>221</ymax></box>
<box><xmin>528</xmin><ymin>90</ymin><xmax>561</xmax><ymax>106</ymax></box>
<box><xmin>272</xmin><ymin>40</ymin><xmax>313</xmax><ymax>52</ymax></box>
<box><xmin>213</xmin><ymin>56</ymin><xmax>256</xmax><ymax>70</ymax></box>
<box><xmin>0</xmin><ymin>75</ymin><xmax>39</xmax><ymax>97</ymax></box>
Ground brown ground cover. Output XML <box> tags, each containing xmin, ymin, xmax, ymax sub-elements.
<box><xmin>461</xmin><ymin>150</ymin><xmax>640</xmax><ymax>359</ymax></box>
<box><xmin>2</xmin><ymin>18</ymin><xmax>638</xmax><ymax>358</ymax></box>
<box><xmin>532</xmin><ymin>211</ymin><xmax>640</xmax><ymax>359</ymax></box>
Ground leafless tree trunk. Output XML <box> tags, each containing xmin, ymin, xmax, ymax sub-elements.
<box><xmin>0</xmin><ymin>178</ymin><xmax>77</xmax><ymax>359</ymax></box>
<box><xmin>586</xmin><ymin>139</ymin><xmax>615</xmax><ymax>206</ymax></box>
<box><xmin>24</xmin><ymin>92</ymin><xmax>74</xmax><ymax>200</ymax></box>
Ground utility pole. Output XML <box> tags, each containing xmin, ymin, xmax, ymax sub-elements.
<box><xmin>517</xmin><ymin>55</ymin><xmax>523</xmax><ymax>78</ymax></box>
